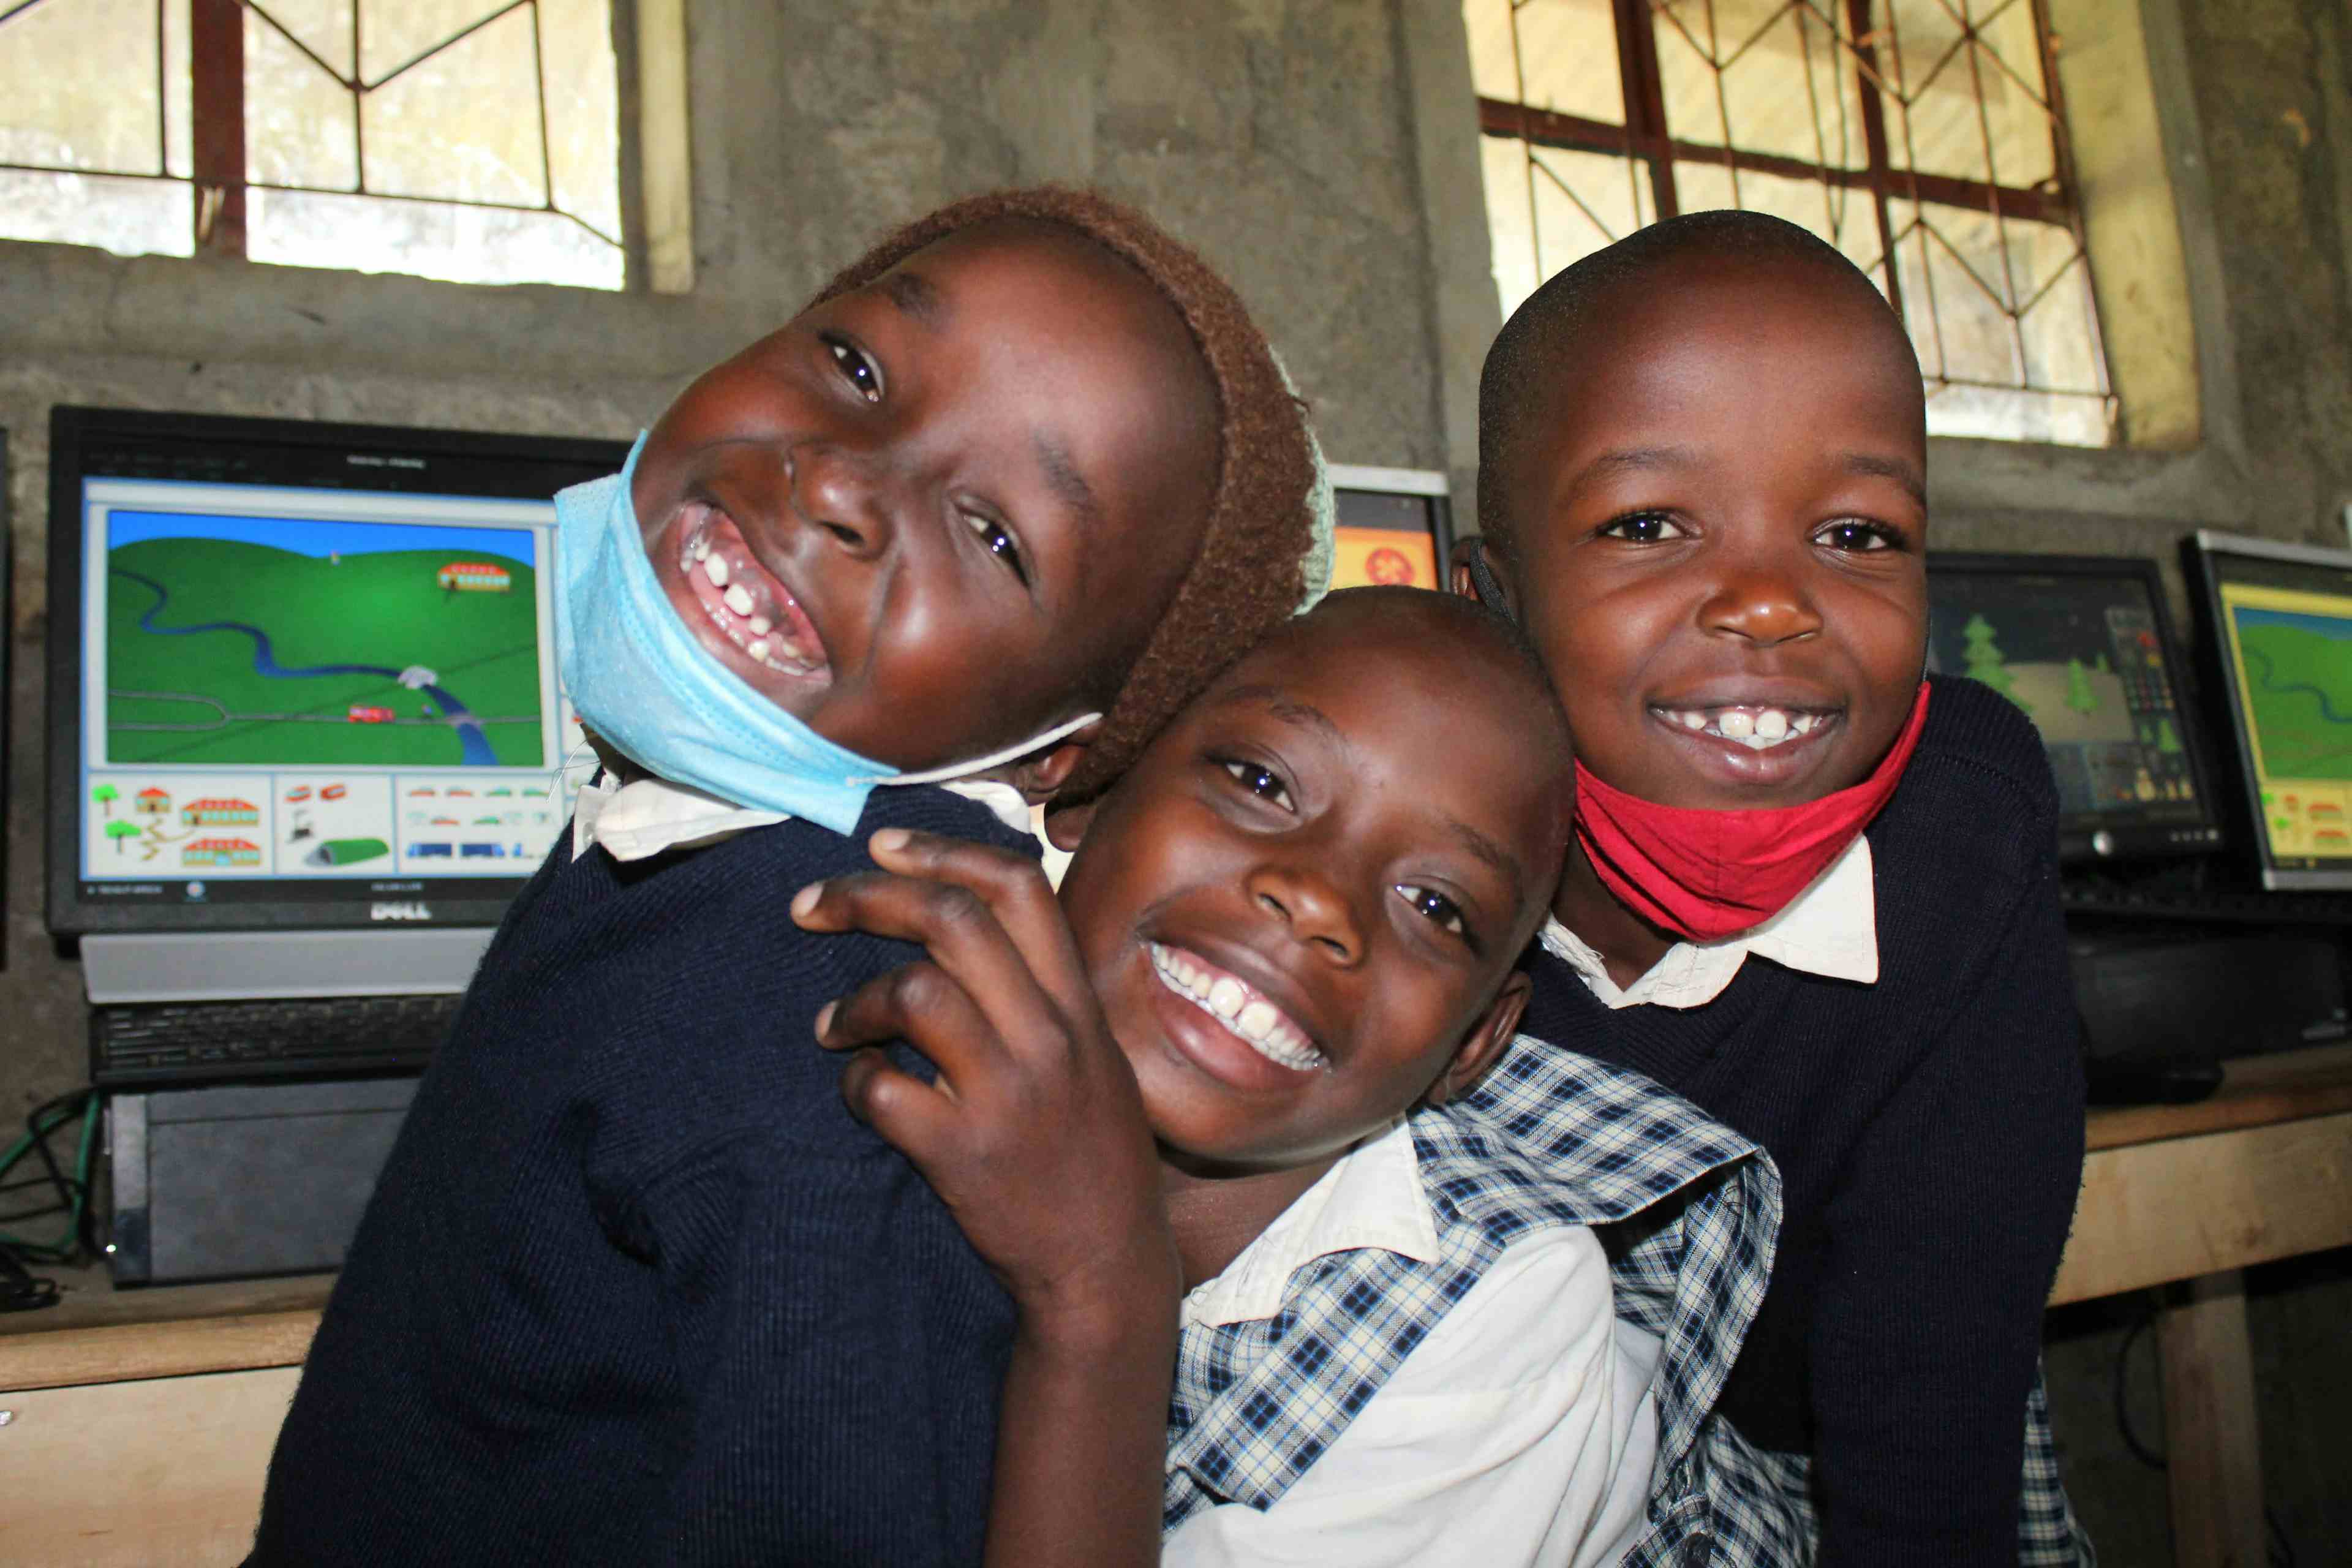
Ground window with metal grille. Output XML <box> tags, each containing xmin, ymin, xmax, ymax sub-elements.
<box><xmin>1466</xmin><ymin>0</ymin><xmax>2116</xmax><ymax>446</ymax></box>
<box><xmin>0</xmin><ymin>0</ymin><xmax>625</xmax><ymax>290</ymax></box>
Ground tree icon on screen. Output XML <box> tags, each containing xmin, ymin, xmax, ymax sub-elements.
<box><xmin>92</xmin><ymin>783</ymin><xmax>119</xmax><ymax>818</ymax></box>
<box><xmin>105</xmin><ymin>820</ymin><xmax>141</xmax><ymax>855</ymax></box>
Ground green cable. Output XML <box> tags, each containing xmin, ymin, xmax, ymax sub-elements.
<box><xmin>0</xmin><ymin>1091</ymin><xmax>100</xmax><ymax>1263</ymax></box>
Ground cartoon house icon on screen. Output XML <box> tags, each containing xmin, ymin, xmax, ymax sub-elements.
<box><xmin>184</xmin><ymin>837</ymin><xmax>262</xmax><ymax>867</ymax></box>
<box><xmin>135</xmin><ymin>786</ymin><xmax>172</xmax><ymax>816</ymax></box>
<box><xmin>438</xmin><ymin>561</ymin><xmax>512</xmax><ymax>594</ymax></box>
<box><xmin>184</xmin><ymin>796</ymin><xmax>260</xmax><ymax>827</ymax></box>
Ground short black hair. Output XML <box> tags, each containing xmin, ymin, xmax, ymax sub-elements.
<box><xmin>1301</xmin><ymin>586</ymin><xmax>1572</xmax><ymax>767</ymax></box>
<box><xmin>1477</xmin><ymin>209</ymin><xmax>1915</xmax><ymax>558</ymax></box>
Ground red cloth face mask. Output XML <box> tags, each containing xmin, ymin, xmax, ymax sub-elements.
<box><xmin>1572</xmin><ymin>682</ymin><xmax>1932</xmax><ymax>943</ymax></box>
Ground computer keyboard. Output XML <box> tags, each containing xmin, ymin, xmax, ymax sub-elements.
<box><xmin>90</xmin><ymin>992</ymin><xmax>464</xmax><ymax>1088</ymax></box>
<box><xmin>2060</xmin><ymin>873</ymin><xmax>2352</xmax><ymax>927</ymax></box>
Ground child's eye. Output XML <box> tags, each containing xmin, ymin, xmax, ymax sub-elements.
<box><xmin>826</xmin><ymin>338</ymin><xmax>882</xmax><ymax>404</ymax></box>
<box><xmin>1597</xmin><ymin>511</ymin><xmax>1687</xmax><ymax>544</ymax></box>
<box><xmin>1814</xmin><ymin>518</ymin><xmax>1902</xmax><ymax>552</ymax></box>
<box><xmin>1219</xmin><ymin>758</ymin><xmax>1294</xmax><ymax>810</ymax></box>
<box><xmin>962</xmin><ymin>510</ymin><xmax>1028</xmax><ymax>584</ymax></box>
<box><xmin>1395</xmin><ymin>883</ymin><xmax>1468</xmax><ymax>938</ymax></box>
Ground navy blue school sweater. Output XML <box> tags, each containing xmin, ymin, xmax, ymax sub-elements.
<box><xmin>248</xmin><ymin>788</ymin><xmax>1031</xmax><ymax>1568</ymax></box>
<box><xmin>1520</xmin><ymin>674</ymin><xmax>2085</xmax><ymax>1567</ymax></box>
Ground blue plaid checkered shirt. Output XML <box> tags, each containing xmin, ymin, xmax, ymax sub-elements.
<box><xmin>1163</xmin><ymin>1035</ymin><xmax>2094</xmax><ymax>1564</ymax></box>
<box><xmin>1164</xmin><ymin>1038</ymin><xmax>1778</xmax><ymax>1559</ymax></box>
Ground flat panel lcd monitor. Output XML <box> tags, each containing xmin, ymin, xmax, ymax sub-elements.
<box><xmin>1327</xmin><ymin>465</ymin><xmax>1452</xmax><ymax>594</ymax></box>
<box><xmin>47</xmin><ymin>407</ymin><xmax>630</xmax><ymax>937</ymax></box>
<box><xmin>2184</xmin><ymin>530</ymin><xmax>2352</xmax><ymax>891</ymax></box>
<box><xmin>1924</xmin><ymin>552</ymin><xmax>2222</xmax><ymax>864</ymax></box>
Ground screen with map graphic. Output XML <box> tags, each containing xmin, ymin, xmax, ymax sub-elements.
<box><xmin>1925</xmin><ymin>553</ymin><xmax>2220</xmax><ymax>862</ymax></box>
<box><xmin>49</xmin><ymin>407</ymin><xmax>628</xmax><ymax>937</ymax></box>
<box><xmin>104</xmin><ymin>513</ymin><xmax>545</xmax><ymax>769</ymax></box>
<box><xmin>2194</xmin><ymin>534</ymin><xmax>2352</xmax><ymax>886</ymax></box>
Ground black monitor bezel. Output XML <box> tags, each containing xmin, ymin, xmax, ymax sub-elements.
<box><xmin>2180</xmin><ymin>529</ymin><xmax>2352</xmax><ymax>893</ymax></box>
<box><xmin>1923</xmin><ymin>548</ymin><xmax>2225</xmax><ymax>866</ymax></box>
<box><xmin>46</xmin><ymin>405</ymin><xmax>629</xmax><ymax>938</ymax></box>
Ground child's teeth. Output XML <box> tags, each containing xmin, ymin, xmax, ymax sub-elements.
<box><xmin>692</xmin><ymin>536</ymin><xmax>710</xmax><ymax>562</ymax></box>
<box><xmin>1236</xmin><ymin>999</ymin><xmax>1278</xmax><ymax>1042</ymax></box>
<box><xmin>749</xmin><ymin>616</ymin><xmax>772</xmax><ymax>636</ymax></box>
<box><xmin>1793</xmin><ymin>714</ymin><xmax>1817</xmax><ymax>734</ymax></box>
<box><xmin>703</xmin><ymin>553</ymin><xmax>729</xmax><ymax>589</ymax></box>
<box><xmin>1680</xmin><ymin>710</ymin><xmax>1706</xmax><ymax>729</ymax></box>
<box><xmin>1208</xmin><ymin>977</ymin><xmax>1246</xmax><ymax>1019</ymax></box>
<box><xmin>723</xmin><ymin>583</ymin><xmax>755</xmax><ymax>617</ymax></box>
<box><xmin>748</xmin><ymin>639</ymin><xmax>770</xmax><ymax>662</ymax></box>
<box><xmin>1717</xmin><ymin>709</ymin><xmax>1755</xmax><ymax>739</ymax></box>
<box><xmin>1754</xmin><ymin>709</ymin><xmax>1789</xmax><ymax>740</ymax></box>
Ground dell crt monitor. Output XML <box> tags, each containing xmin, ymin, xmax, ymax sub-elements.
<box><xmin>48</xmin><ymin>407</ymin><xmax>629</xmax><ymax>997</ymax></box>
<box><xmin>1923</xmin><ymin>552</ymin><xmax>2221</xmax><ymax>864</ymax></box>
<box><xmin>2183</xmin><ymin>530</ymin><xmax>2352</xmax><ymax>891</ymax></box>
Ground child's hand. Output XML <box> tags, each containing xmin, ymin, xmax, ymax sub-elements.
<box><xmin>791</xmin><ymin>830</ymin><xmax>1178</xmax><ymax>1333</ymax></box>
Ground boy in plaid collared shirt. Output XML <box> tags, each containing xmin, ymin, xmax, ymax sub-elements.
<box><xmin>793</xmin><ymin>587</ymin><xmax>1779</xmax><ymax>1567</ymax></box>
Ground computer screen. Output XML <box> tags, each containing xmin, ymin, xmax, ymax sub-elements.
<box><xmin>1327</xmin><ymin>465</ymin><xmax>1453</xmax><ymax>593</ymax></box>
<box><xmin>1923</xmin><ymin>551</ymin><xmax>2222</xmax><ymax>864</ymax></box>
<box><xmin>2182</xmin><ymin>530</ymin><xmax>2352</xmax><ymax>891</ymax></box>
<box><xmin>47</xmin><ymin>407</ymin><xmax>629</xmax><ymax>941</ymax></box>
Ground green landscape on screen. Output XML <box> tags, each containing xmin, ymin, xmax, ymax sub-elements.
<box><xmin>105</xmin><ymin>537</ymin><xmax>545</xmax><ymax>767</ymax></box>
<box><xmin>2234</xmin><ymin>612</ymin><xmax>2352</xmax><ymax>783</ymax></box>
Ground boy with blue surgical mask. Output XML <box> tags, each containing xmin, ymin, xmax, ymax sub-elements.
<box><xmin>248</xmin><ymin>187</ymin><xmax>1324</xmax><ymax>1568</ymax></box>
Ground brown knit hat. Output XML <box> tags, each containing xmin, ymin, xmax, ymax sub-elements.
<box><xmin>810</xmin><ymin>186</ymin><xmax>1318</xmax><ymax>803</ymax></box>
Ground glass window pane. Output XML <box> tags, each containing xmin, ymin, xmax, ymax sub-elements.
<box><xmin>1888</xmin><ymin>199</ymin><xmax>2022</xmax><ymax>388</ymax></box>
<box><xmin>359</xmin><ymin>0</ymin><xmax>508</xmax><ymax>85</ymax></box>
<box><xmin>0</xmin><ymin>167</ymin><xmax>194</xmax><ymax>257</ymax></box>
<box><xmin>1879</xmin><ymin>0</ymin><xmax>2055</xmax><ymax>187</ymax></box>
<box><xmin>249</xmin><ymin>0</ymin><xmax>354</xmax><ymax>78</ymax></box>
<box><xmin>246</xmin><ymin>2</ymin><xmax>358</xmax><ymax>190</ymax></box>
<box><xmin>1480</xmin><ymin>134</ymin><xmax>1542</xmax><ymax>319</ymax></box>
<box><xmin>0</xmin><ymin>0</ymin><xmax>172</xmax><ymax>176</ymax></box>
<box><xmin>2006</xmin><ymin>221</ymin><xmax>2103</xmax><ymax>394</ymax></box>
<box><xmin>1924</xmin><ymin>382</ymin><xmax>2110</xmax><ymax>445</ymax></box>
<box><xmin>1469</xmin><ymin>0</ymin><xmax>1624</xmax><ymax>123</ymax></box>
<box><xmin>1672</xmin><ymin>160</ymin><xmax>1883</xmax><ymax>282</ymax></box>
<box><xmin>1526</xmin><ymin>144</ymin><xmax>1648</xmax><ymax>299</ymax></box>
<box><xmin>360</xmin><ymin>3</ymin><xmax>544</xmax><ymax>207</ymax></box>
<box><xmin>1655</xmin><ymin>0</ymin><xmax>1868</xmax><ymax>170</ymax></box>
<box><xmin>248</xmin><ymin>186</ymin><xmax>620</xmax><ymax>288</ymax></box>
<box><xmin>537</xmin><ymin>0</ymin><xmax>619</xmax><ymax>242</ymax></box>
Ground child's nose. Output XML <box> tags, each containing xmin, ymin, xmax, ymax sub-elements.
<box><xmin>1697</xmin><ymin>560</ymin><xmax>1824</xmax><ymax>646</ymax></box>
<box><xmin>790</xmin><ymin>443</ymin><xmax>900</xmax><ymax>560</ymax></box>
<box><xmin>1245</xmin><ymin>862</ymin><xmax>1364</xmax><ymax>966</ymax></box>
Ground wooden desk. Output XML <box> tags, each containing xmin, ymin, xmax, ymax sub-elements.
<box><xmin>0</xmin><ymin>1273</ymin><xmax>331</xmax><ymax>1567</ymax></box>
<box><xmin>2051</xmin><ymin>1044</ymin><xmax>2352</xmax><ymax>1568</ymax></box>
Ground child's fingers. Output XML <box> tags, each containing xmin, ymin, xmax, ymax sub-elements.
<box><xmin>862</xmin><ymin>830</ymin><xmax>1092</xmax><ymax>1004</ymax></box>
<box><xmin>793</xmin><ymin>869</ymin><xmax>1067</xmax><ymax>1050</ymax></box>
<box><xmin>836</xmin><ymin>1047</ymin><xmax>962</xmax><ymax>1163</ymax></box>
<box><xmin>818</xmin><ymin>959</ymin><xmax>1011</xmax><ymax>1091</ymax></box>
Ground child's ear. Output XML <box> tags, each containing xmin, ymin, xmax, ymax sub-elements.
<box><xmin>1041</xmin><ymin>797</ymin><xmax>1099</xmax><ymax>851</ymax></box>
<box><xmin>1451</xmin><ymin>537</ymin><xmax>1518</xmax><ymax>624</ymax></box>
<box><xmin>999</xmin><ymin>722</ymin><xmax>1101</xmax><ymax>806</ymax></box>
<box><xmin>1422</xmin><ymin>971</ymin><xmax>1529</xmax><ymax>1109</ymax></box>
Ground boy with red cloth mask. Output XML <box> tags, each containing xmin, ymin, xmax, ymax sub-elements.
<box><xmin>1459</xmin><ymin>210</ymin><xmax>2090</xmax><ymax>1567</ymax></box>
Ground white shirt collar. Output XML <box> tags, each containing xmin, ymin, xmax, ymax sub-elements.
<box><xmin>1180</xmin><ymin>1118</ymin><xmax>1443</xmax><ymax>1329</ymax></box>
<box><xmin>1540</xmin><ymin>832</ymin><xmax>1879</xmax><ymax>1010</ymax></box>
<box><xmin>572</xmin><ymin>772</ymin><xmax>1036</xmax><ymax>862</ymax></box>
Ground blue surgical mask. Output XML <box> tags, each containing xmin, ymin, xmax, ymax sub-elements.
<box><xmin>552</xmin><ymin>435</ymin><xmax>1096</xmax><ymax>835</ymax></box>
